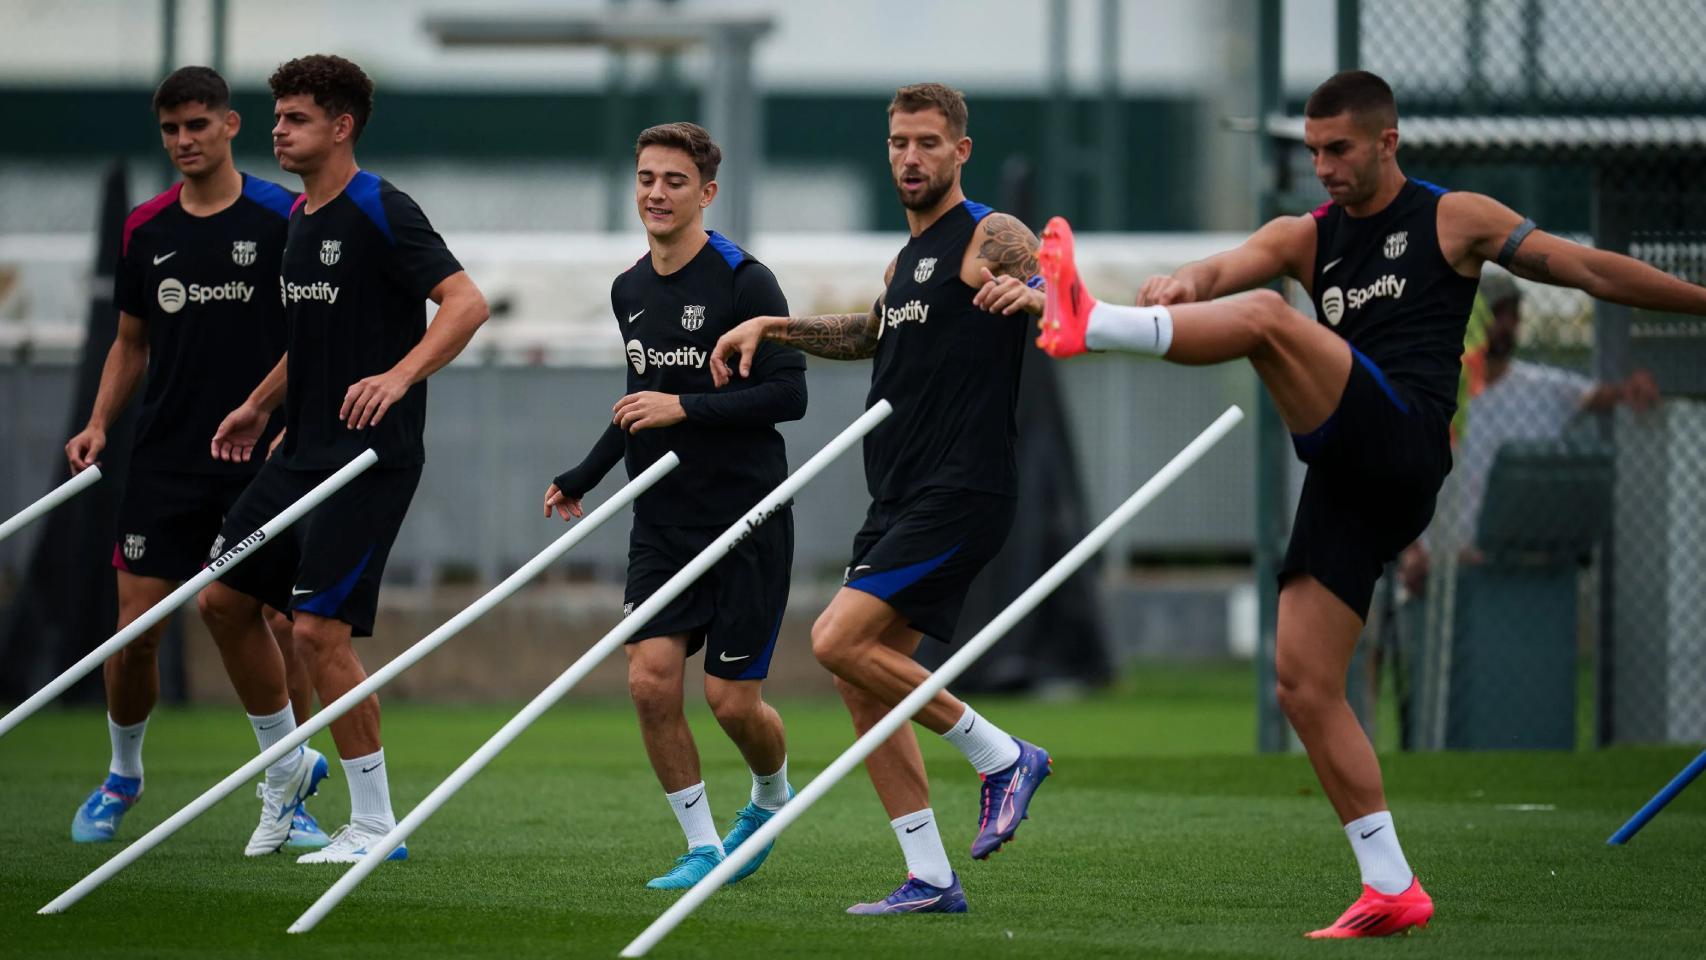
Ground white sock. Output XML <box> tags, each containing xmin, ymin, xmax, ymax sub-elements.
<box><xmin>1345</xmin><ymin>811</ymin><xmax>1414</xmax><ymax>895</ymax></box>
<box><xmin>341</xmin><ymin>749</ymin><xmax>396</xmax><ymax>834</ymax></box>
<box><xmin>666</xmin><ymin>781</ymin><xmax>724</xmax><ymax>854</ymax></box>
<box><xmin>248</xmin><ymin>703</ymin><xmax>301</xmax><ymax>792</ymax></box>
<box><xmin>751</xmin><ymin>757</ymin><xmax>790</xmax><ymax>811</ymax></box>
<box><xmin>940</xmin><ymin>704</ymin><xmax>1021</xmax><ymax>775</ymax></box>
<box><xmin>107</xmin><ymin>714</ymin><xmax>148</xmax><ymax>780</ymax></box>
<box><xmin>1086</xmin><ymin>302</ymin><xmax>1173</xmax><ymax>356</ymax></box>
<box><xmin>890</xmin><ymin>809</ymin><xmax>953</xmax><ymax>888</ymax></box>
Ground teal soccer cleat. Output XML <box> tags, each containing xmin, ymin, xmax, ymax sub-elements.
<box><xmin>286</xmin><ymin>802</ymin><xmax>332</xmax><ymax>850</ymax></box>
<box><xmin>720</xmin><ymin>787</ymin><xmax>794</xmax><ymax>884</ymax></box>
<box><xmin>646</xmin><ymin>845</ymin><xmax>725</xmax><ymax>889</ymax></box>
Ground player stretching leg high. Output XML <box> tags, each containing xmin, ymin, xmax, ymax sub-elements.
<box><xmin>712</xmin><ymin>84</ymin><xmax>1051</xmax><ymax>914</ymax></box>
<box><xmin>546</xmin><ymin>123</ymin><xmax>803</xmax><ymax>890</ymax></box>
<box><xmin>64</xmin><ymin>66</ymin><xmax>328</xmax><ymax>850</ymax></box>
<box><xmin>199</xmin><ymin>54</ymin><xmax>489</xmax><ymax>863</ymax></box>
<box><xmin>1034</xmin><ymin>70</ymin><xmax>1706</xmax><ymax>938</ymax></box>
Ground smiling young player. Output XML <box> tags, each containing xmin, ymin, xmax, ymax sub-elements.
<box><xmin>545</xmin><ymin>122</ymin><xmax>804</xmax><ymax>890</ymax></box>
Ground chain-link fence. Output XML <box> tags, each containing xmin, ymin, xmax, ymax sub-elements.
<box><xmin>1266</xmin><ymin>0</ymin><xmax>1706</xmax><ymax>749</ymax></box>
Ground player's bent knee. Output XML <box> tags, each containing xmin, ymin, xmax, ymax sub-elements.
<box><xmin>195</xmin><ymin>583</ymin><xmax>255</xmax><ymax>633</ymax></box>
<box><xmin>705</xmin><ymin>682</ymin><xmax>759</xmax><ymax>727</ymax></box>
<box><xmin>627</xmin><ymin>665</ymin><xmax>681</xmax><ymax>713</ymax></box>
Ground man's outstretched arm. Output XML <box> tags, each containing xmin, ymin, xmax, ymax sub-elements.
<box><xmin>1450</xmin><ymin>192</ymin><xmax>1706</xmax><ymax>315</ymax></box>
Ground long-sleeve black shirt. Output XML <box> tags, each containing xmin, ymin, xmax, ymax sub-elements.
<box><xmin>554</xmin><ymin>232</ymin><xmax>806</xmax><ymax>526</ymax></box>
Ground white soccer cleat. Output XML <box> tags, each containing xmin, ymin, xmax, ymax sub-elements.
<box><xmin>295</xmin><ymin>822</ymin><xmax>409</xmax><ymax>864</ymax></box>
<box><xmin>244</xmin><ymin>746</ymin><xmax>328</xmax><ymax>857</ymax></box>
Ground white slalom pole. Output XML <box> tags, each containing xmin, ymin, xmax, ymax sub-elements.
<box><xmin>38</xmin><ymin>453</ymin><xmax>679</xmax><ymax>917</ymax></box>
<box><xmin>288</xmin><ymin>400</ymin><xmax>893</xmax><ymax>935</ymax></box>
<box><xmin>0</xmin><ymin>465</ymin><xmax>103</xmax><ymax>545</ymax></box>
<box><xmin>621</xmin><ymin>404</ymin><xmax>1245</xmax><ymax>958</ymax></box>
<box><xmin>0</xmin><ymin>450</ymin><xmax>378</xmax><ymax>741</ymax></box>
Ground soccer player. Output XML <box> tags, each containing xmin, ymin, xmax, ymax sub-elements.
<box><xmin>710</xmin><ymin>84</ymin><xmax>1051</xmax><ymax>914</ymax></box>
<box><xmin>1033</xmin><ymin>70</ymin><xmax>1706</xmax><ymax>937</ymax></box>
<box><xmin>544</xmin><ymin>122</ymin><xmax>803</xmax><ymax>890</ymax></box>
<box><xmin>199</xmin><ymin>54</ymin><xmax>489</xmax><ymax>863</ymax></box>
<box><xmin>63</xmin><ymin>65</ymin><xmax>328</xmax><ymax>850</ymax></box>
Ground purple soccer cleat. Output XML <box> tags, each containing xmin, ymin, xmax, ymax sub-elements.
<box><xmin>971</xmin><ymin>738</ymin><xmax>1051</xmax><ymax>860</ymax></box>
<box><xmin>846</xmin><ymin>873</ymin><xmax>968</xmax><ymax>915</ymax></box>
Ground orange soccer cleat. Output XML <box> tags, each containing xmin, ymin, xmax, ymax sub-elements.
<box><xmin>1306</xmin><ymin>877</ymin><xmax>1434</xmax><ymax>939</ymax></box>
<box><xmin>1035</xmin><ymin>216</ymin><xmax>1094</xmax><ymax>358</ymax></box>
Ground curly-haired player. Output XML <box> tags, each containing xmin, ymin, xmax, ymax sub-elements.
<box><xmin>198</xmin><ymin>54</ymin><xmax>490</xmax><ymax>864</ymax></box>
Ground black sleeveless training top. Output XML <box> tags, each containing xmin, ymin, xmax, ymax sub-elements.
<box><xmin>865</xmin><ymin>199</ymin><xmax>1028</xmax><ymax>502</ymax></box>
<box><xmin>1309</xmin><ymin>178</ymin><xmax>1480</xmax><ymax>416</ymax></box>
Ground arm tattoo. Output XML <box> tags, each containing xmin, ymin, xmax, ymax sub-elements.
<box><xmin>1512</xmin><ymin>248</ymin><xmax>1553</xmax><ymax>281</ymax></box>
<box><xmin>779</xmin><ymin>309</ymin><xmax>881</xmax><ymax>360</ymax></box>
<box><xmin>978</xmin><ymin>213</ymin><xmax>1041</xmax><ymax>281</ymax></box>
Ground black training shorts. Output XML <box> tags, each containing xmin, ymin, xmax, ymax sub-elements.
<box><xmin>843</xmin><ymin>487</ymin><xmax>1016</xmax><ymax>643</ymax></box>
<box><xmin>623</xmin><ymin>511</ymin><xmax>793</xmax><ymax>681</ymax></box>
<box><xmin>213</xmin><ymin>460</ymin><xmax>421</xmax><ymax>637</ymax></box>
<box><xmin>112</xmin><ymin>468</ymin><xmax>256</xmax><ymax>581</ymax></box>
<box><xmin>1282</xmin><ymin>348</ymin><xmax>1451</xmax><ymax>621</ymax></box>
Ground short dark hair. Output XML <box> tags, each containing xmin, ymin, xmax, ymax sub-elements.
<box><xmin>153</xmin><ymin>66</ymin><xmax>229</xmax><ymax>115</ymax></box>
<box><xmin>268</xmin><ymin>54</ymin><xmax>375</xmax><ymax>141</ymax></box>
<box><xmin>634</xmin><ymin>122</ymin><xmax>722</xmax><ymax>183</ymax></box>
<box><xmin>889</xmin><ymin>83</ymin><xmax>969</xmax><ymax>138</ymax></box>
<box><xmin>1305</xmin><ymin>70</ymin><xmax>1398</xmax><ymax>131</ymax></box>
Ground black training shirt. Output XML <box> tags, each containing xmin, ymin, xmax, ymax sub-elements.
<box><xmin>276</xmin><ymin>171</ymin><xmax>462</xmax><ymax>470</ymax></box>
<box><xmin>114</xmin><ymin>174</ymin><xmax>293</xmax><ymax>473</ymax></box>
<box><xmin>554</xmin><ymin>232</ymin><xmax>805</xmax><ymax>526</ymax></box>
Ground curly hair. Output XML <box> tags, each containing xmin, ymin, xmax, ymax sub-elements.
<box><xmin>268</xmin><ymin>54</ymin><xmax>374</xmax><ymax>141</ymax></box>
<box><xmin>153</xmin><ymin>65</ymin><xmax>229</xmax><ymax>114</ymax></box>
<box><xmin>634</xmin><ymin>122</ymin><xmax>722</xmax><ymax>184</ymax></box>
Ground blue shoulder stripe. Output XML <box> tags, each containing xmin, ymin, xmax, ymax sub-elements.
<box><xmin>241</xmin><ymin>174</ymin><xmax>297</xmax><ymax>220</ymax></box>
<box><xmin>706</xmin><ymin>230</ymin><xmax>747</xmax><ymax>270</ymax></box>
<box><xmin>962</xmin><ymin>199</ymin><xmax>994</xmax><ymax>221</ymax></box>
<box><xmin>1412</xmin><ymin>178</ymin><xmax>1449</xmax><ymax>197</ymax></box>
<box><xmin>346</xmin><ymin>171</ymin><xmax>393</xmax><ymax>244</ymax></box>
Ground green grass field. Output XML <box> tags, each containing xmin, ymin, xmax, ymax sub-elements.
<box><xmin>2</xmin><ymin>664</ymin><xmax>1701</xmax><ymax>959</ymax></box>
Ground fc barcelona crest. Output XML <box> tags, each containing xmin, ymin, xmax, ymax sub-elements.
<box><xmin>681</xmin><ymin>304</ymin><xmax>706</xmax><ymax>331</ymax></box>
<box><xmin>122</xmin><ymin>534</ymin><xmax>147</xmax><ymax>562</ymax></box>
<box><xmin>914</xmin><ymin>257</ymin><xmax>938</xmax><ymax>283</ymax></box>
<box><xmin>231</xmin><ymin>240</ymin><xmax>257</xmax><ymax>266</ymax></box>
<box><xmin>320</xmin><ymin>240</ymin><xmax>342</xmax><ymax>266</ymax></box>
<box><xmin>1384</xmin><ymin>231</ymin><xmax>1408</xmax><ymax>260</ymax></box>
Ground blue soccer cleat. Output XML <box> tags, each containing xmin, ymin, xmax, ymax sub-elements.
<box><xmin>286</xmin><ymin>802</ymin><xmax>332</xmax><ymax>850</ymax></box>
<box><xmin>71</xmin><ymin>773</ymin><xmax>142</xmax><ymax>843</ymax></box>
<box><xmin>846</xmin><ymin>873</ymin><xmax>969</xmax><ymax>915</ymax></box>
<box><xmin>646</xmin><ymin>845</ymin><xmax>725</xmax><ymax>890</ymax></box>
<box><xmin>721</xmin><ymin>787</ymin><xmax>793</xmax><ymax>884</ymax></box>
<box><xmin>971</xmin><ymin>738</ymin><xmax>1052</xmax><ymax>860</ymax></box>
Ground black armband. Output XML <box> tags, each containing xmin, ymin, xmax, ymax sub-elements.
<box><xmin>1497</xmin><ymin>218</ymin><xmax>1538</xmax><ymax>268</ymax></box>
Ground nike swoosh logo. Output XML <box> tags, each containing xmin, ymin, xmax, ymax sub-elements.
<box><xmin>628</xmin><ymin>310</ymin><xmax>645</xmax><ymax>323</ymax></box>
<box><xmin>360</xmin><ymin>761</ymin><xmax>384</xmax><ymax>774</ymax></box>
<box><xmin>258</xmin><ymin>721</ymin><xmax>281</xmax><ymax>731</ymax></box>
<box><xmin>1322</xmin><ymin>257</ymin><xmax>1343</xmax><ymax>274</ymax></box>
<box><xmin>718</xmin><ymin>651</ymin><xmax>751</xmax><ymax>663</ymax></box>
<box><xmin>1360</xmin><ymin>825</ymin><xmax>1387</xmax><ymax>840</ymax></box>
<box><xmin>291</xmin><ymin>588</ymin><xmax>313</xmax><ymax>596</ymax></box>
<box><xmin>685</xmin><ymin>791</ymin><xmax>704</xmax><ymax>808</ymax></box>
<box><xmin>904</xmin><ymin>822</ymin><xmax>929</xmax><ymax>834</ymax></box>
<box><xmin>995</xmin><ymin>766</ymin><xmax>1027</xmax><ymax>833</ymax></box>
<box><xmin>153</xmin><ymin>251</ymin><xmax>177</xmax><ymax>265</ymax></box>
<box><xmin>964</xmin><ymin>716</ymin><xmax>976</xmax><ymax>735</ymax></box>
